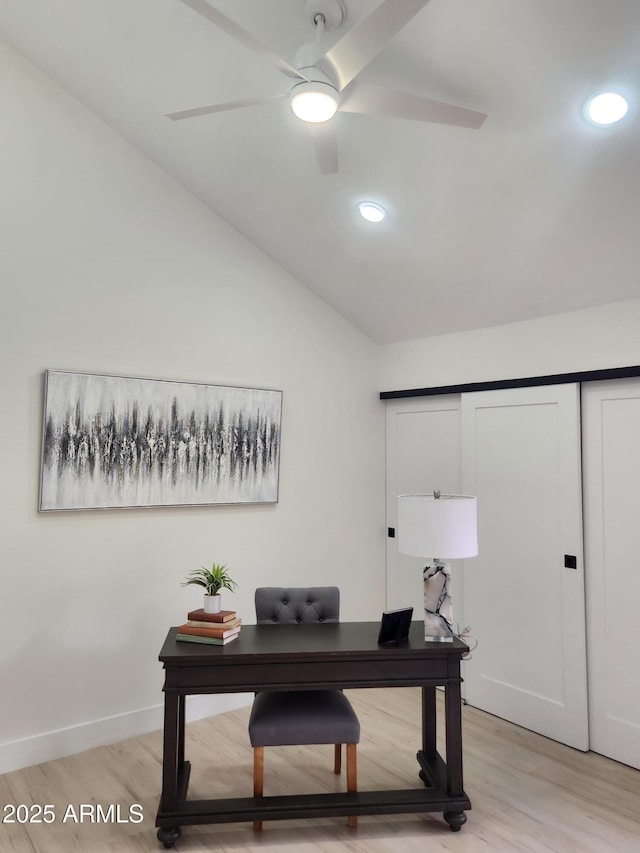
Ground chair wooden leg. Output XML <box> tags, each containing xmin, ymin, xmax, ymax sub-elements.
<box><xmin>347</xmin><ymin>743</ymin><xmax>357</xmax><ymax>829</ymax></box>
<box><xmin>334</xmin><ymin>743</ymin><xmax>342</xmax><ymax>774</ymax></box>
<box><xmin>253</xmin><ymin>746</ymin><xmax>264</xmax><ymax>832</ymax></box>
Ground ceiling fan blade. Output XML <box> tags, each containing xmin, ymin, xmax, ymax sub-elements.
<box><xmin>307</xmin><ymin>123</ymin><xmax>339</xmax><ymax>174</ymax></box>
<box><xmin>177</xmin><ymin>0</ymin><xmax>307</xmax><ymax>82</ymax></box>
<box><xmin>166</xmin><ymin>94</ymin><xmax>287</xmax><ymax>121</ymax></box>
<box><xmin>317</xmin><ymin>0</ymin><xmax>431</xmax><ymax>91</ymax></box>
<box><xmin>340</xmin><ymin>82</ymin><xmax>488</xmax><ymax>129</ymax></box>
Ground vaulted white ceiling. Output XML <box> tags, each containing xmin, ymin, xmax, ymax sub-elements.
<box><xmin>1</xmin><ymin>0</ymin><xmax>639</xmax><ymax>344</ymax></box>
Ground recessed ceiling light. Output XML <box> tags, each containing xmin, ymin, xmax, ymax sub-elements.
<box><xmin>358</xmin><ymin>202</ymin><xmax>386</xmax><ymax>223</ymax></box>
<box><xmin>585</xmin><ymin>92</ymin><xmax>629</xmax><ymax>125</ymax></box>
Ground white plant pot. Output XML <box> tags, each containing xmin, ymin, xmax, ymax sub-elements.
<box><xmin>203</xmin><ymin>594</ymin><xmax>222</xmax><ymax>614</ymax></box>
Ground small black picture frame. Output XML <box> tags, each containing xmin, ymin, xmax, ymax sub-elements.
<box><xmin>377</xmin><ymin>607</ymin><xmax>413</xmax><ymax>646</ymax></box>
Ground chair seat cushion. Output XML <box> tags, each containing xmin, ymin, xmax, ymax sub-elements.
<box><xmin>249</xmin><ymin>690</ymin><xmax>360</xmax><ymax>747</ymax></box>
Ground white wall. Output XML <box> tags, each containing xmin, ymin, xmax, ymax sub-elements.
<box><xmin>380</xmin><ymin>299</ymin><xmax>640</xmax><ymax>392</ymax></box>
<box><xmin>0</xmin><ymin>41</ymin><xmax>385</xmax><ymax>774</ymax></box>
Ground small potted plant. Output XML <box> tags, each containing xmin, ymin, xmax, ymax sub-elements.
<box><xmin>182</xmin><ymin>563</ymin><xmax>238</xmax><ymax>613</ymax></box>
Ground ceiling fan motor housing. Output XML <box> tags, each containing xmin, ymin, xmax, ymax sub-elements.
<box><xmin>296</xmin><ymin>67</ymin><xmax>337</xmax><ymax>89</ymax></box>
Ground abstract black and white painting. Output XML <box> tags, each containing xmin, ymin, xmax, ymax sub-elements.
<box><xmin>39</xmin><ymin>371</ymin><xmax>282</xmax><ymax>510</ymax></box>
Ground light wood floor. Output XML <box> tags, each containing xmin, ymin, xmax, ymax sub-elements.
<box><xmin>1</xmin><ymin>688</ymin><xmax>639</xmax><ymax>852</ymax></box>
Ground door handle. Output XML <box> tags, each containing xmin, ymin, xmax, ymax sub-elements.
<box><xmin>564</xmin><ymin>555</ymin><xmax>577</xmax><ymax>569</ymax></box>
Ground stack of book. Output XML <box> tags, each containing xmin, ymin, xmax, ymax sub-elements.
<box><xmin>176</xmin><ymin>608</ymin><xmax>242</xmax><ymax>646</ymax></box>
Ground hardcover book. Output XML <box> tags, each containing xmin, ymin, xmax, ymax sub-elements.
<box><xmin>186</xmin><ymin>609</ymin><xmax>237</xmax><ymax>623</ymax></box>
<box><xmin>177</xmin><ymin>623</ymin><xmax>241</xmax><ymax>640</ymax></box>
<box><xmin>176</xmin><ymin>632</ymin><xmax>240</xmax><ymax>646</ymax></box>
<box><xmin>186</xmin><ymin>617</ymin><xmax>241</xmax><ymax>631</ymax></box>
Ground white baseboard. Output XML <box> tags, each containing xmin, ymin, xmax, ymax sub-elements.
<box><xmin>0</xmin><ymin>693</ymin><xmax>252</xmax><ymax>776</ymax></box>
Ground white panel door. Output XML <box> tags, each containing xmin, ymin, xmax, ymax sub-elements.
<box><xmin>582</xmin><ymin>379</ymin><xmax>640</xmax><ymax>769</ymax></box>
<box><xmin>461</xmin><ymin>384</ymin><xmax>588</xmax><ymax>749</ymax></box>
<box><xmin>385</xmin><ymin>397</ymin><xmax>461</xmax><ymax>615</ymax></box>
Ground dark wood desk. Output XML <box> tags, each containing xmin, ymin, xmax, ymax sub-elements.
<box><xmin>156</xmin><ymin>622</ymin><xmax>470</xmax><ymax>847</ymax></box>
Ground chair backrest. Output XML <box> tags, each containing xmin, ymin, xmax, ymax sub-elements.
<box><xmin>255</xmin><ymin>587</ymin><xmax>340</xmax><ymax>624</ymax></box>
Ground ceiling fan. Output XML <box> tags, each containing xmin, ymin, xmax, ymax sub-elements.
<box><xmin>167</xmin><ymin>0</ymin><xmax>487</xmax><ymax>174</ymax></box>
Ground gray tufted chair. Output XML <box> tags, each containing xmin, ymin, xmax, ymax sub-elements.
<box><xmin>248</xmin><ymin>587</ymin><xmax>360</xmax><ymax>830</ymax></box>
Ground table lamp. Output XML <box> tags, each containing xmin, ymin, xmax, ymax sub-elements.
<box><xmin>398</xmin><ymin>491</ymin><xmax>478</xmax><ymax>642</ymax></box>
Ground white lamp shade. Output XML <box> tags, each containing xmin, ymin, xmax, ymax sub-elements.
<box><xmin>398</xmin><ymin>494</ymin><xmax>478</xmax><ymax>559</ymax></box>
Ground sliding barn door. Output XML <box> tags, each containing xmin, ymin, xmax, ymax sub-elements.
<box><xmin>461</xmin><ymin>384</ymin><xmax>588</xmax><ymax>749</ymax></box>
<box><xmin>385</xmin><ymin>396</ymin><xmax>461</xmax><ymax>615</ymax></box>
<box><xmin>582</xmin><ymin>379</ymin><xmax>640</xmax><ymax>769</ymax></box>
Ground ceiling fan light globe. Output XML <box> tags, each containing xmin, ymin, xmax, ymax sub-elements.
<box><xmin>290</xmin><ymin>81</ymin><xmax>340</xmax><ymax>123</ymax></box>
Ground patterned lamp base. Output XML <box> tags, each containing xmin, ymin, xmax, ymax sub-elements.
<box><xmin>423</xmin><ymin>563</ymin><xmax>454</xmax><ymax>642</ymax></box>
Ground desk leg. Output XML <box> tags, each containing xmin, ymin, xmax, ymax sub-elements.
<box><xmin>417</xmin><ymin>686</ymin><xmax>437</xmax><ymax>788</ymax></box>
<box><xmin>157</xmin><ymin>692</ymin><xmax>183</xmax><ymax>848</ymax></box>
<box><xmin>443</xmin><ymin>676</ymin><xmax>467</xmax><ymax>832</ymax></box>
<box><xmin>177</xmin><ymin>694</ymin><xmax>186</xmax><ymax>768</ymax></box>
<box><xmin>422</xmin><ymin>685</ymin><xmax>437</xmax><ymax>756</ymax></box>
